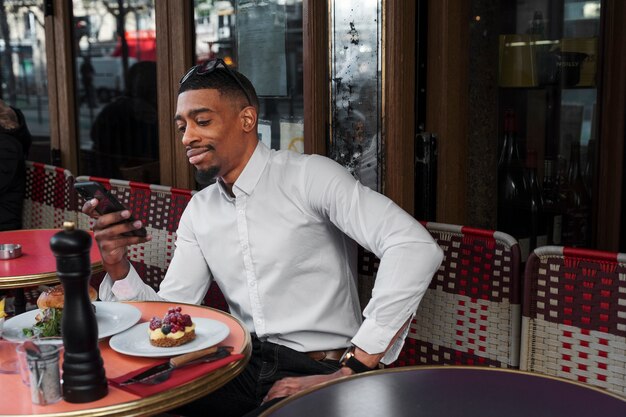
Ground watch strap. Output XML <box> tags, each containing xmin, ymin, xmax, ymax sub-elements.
<box><xmin>344</xmin><ymin>355</ymin><xmax>374</xmax><ymax>374</ymax></box>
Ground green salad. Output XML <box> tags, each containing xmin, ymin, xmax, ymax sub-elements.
<box><xmin>22</xmin><ymin>308</ymin><xmax>63</xmax><ymax>338</ymax></box>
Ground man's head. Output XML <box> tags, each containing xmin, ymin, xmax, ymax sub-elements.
<box><xmin>175</xmin><ymin>59</ymin><xmax>259</xmax><ymax>187</ymax></box>
<box><xmin>178</xmin><ymin>59</ymin><xmax>259</xmax><ymax>111</ymax></box>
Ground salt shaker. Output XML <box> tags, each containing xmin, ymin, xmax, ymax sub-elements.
<box><xmin>25</xmin><ymin>344</ymin><xmax>62</xmax><ymax>405</ymax></box>
<box><xmin>50</xmin><ymin>221</ymin><xmax>108</xmax><ymax>403</ymax></box>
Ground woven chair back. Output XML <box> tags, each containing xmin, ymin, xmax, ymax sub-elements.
<box><xmin>375</xmin><ymin>222</ymin><xmax>522</xmax><ymax>368</ymax></box>
<box><xmin>521</xmin><ymin>246</ymin><xmax>626</xmax><ymax>397</ymax></box>
<box><xmin>22</xmin><ymin>161</ymin><xmax>77</xmax><ymax>229</ymax></box>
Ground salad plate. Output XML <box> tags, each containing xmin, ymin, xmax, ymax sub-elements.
<box><xmin>2</xmin><ymin>302</ymin><xmax>142</xmax><ymax>344</ymax></box>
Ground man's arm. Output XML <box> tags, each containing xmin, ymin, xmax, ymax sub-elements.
<box><xmin>264</xmin><ymin>319</ymin><xmax>411</xmax><ymax>401</ymax></box>
<box><xmin>86</xmin><ymin>194</ymin><xmax>213</xmax><ymax>304</ymax></box>
<box><xmin>306</xmin><ymin>155</ymin><xmax>443</xmax><ymax>363</ymax></box>
<box><xmin>153</xmin><ymin>204</ymin><xmax>213</xmax><ymax>305</ymax></box>
<box><xmin>265</xmin><ymin>155</ymin><xmax>443</xmax><ymax>401</ymax></box>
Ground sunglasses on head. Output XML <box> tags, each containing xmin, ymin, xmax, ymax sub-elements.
<box><xmin>179</xmin><ymin>58</ymin><xmax>252</xmax><ymax>106</ymax></box>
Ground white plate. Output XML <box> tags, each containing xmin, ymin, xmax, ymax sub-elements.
<box><xmin>109</xmin><ymin>318</ymin><xmax>230</xmax><ymax>357</ymax></box>
<box><xmin>2</xmin><ymin>302</ymin><xmax>142</xmax><ymax>344</ymax></box>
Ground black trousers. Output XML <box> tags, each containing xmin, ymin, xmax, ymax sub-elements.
<box><xmin>173</xmin><ymin>336</ymin><xmax>341</xmax><ymax>417</ymax></box>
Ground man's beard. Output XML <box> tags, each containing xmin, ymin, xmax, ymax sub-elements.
<box><xmin>195</xmin><ymin>166</ymin><xmax>220</xmax><ymax>185</ymax></box>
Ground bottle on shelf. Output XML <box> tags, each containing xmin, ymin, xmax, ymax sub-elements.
<box><xmin>583</xmin><ymin>139</ymin><xmax>596</xmax><ymax>198</ymax></box>
<box><xmin>497</xmin><ymin>109</ymin><xmax>531</xmax><ymax>259</ymax></box>
<box><xmin>541</xmin><ymin>158</ymin><xmax>564</xmax><ymax>245</ymax></box>
<box><xmin>526</xmin><ymin>150</ymin><xmax>547</xmax><ymax>250</ymax></box>
<box><xmin>529</xmin><ymin>10</ymin><xmax>545</xmax><ymax>37</ymax></box>
<box><xmin>561</xmin><ymin>140</ymin><xmax>592</xmax><ymax>247</ymax></box>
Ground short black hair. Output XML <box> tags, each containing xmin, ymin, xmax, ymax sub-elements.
<box><xmin>178</xmin><ymin>67</ymin><xmax>259</xmax><ymax>110</ymax></box>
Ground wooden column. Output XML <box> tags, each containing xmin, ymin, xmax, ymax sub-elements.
<box><xmin>156</xmin><ymin>0</ymin><xmax>195</xmax><ymax>188</ymax></box>
<box><xmin>426</xmin><ymin>0</ymin><xmax>470</xmax><ymax>224</ymax></box>
<box><xmin>303</xmin><ymin>0</ymin><xmax>329</xmax><ymax>156</ymax></box>
<box><xmin>48</xmin><ymin>0</ymin><xmax>77</xmax><ymax>173</ymax></box>
<box><xmin>383</xmin><ymin>0</ymin><xmax>417</xmax><ymax>213</ymax></box>
<box><xmin>595</xmin><ymin>0</ymin><xmax>626</xmax><ymax>250</ymax></box>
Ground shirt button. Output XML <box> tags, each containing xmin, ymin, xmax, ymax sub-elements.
<box><xmin>256</xmin><ymin>319</ymin><xmax>263</xmax><ymax>324</ymax></box>
<box><xmin>239</xmin><ymin>210</ymin><xmax>244</xmax><ymax>215</ymax></box>
<box><xmin>249</xmin><ymin>281</ymin><xmax>256</xmax><ymax>287</ymax></box>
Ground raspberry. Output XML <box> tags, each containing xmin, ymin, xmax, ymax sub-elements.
<box><xmin>149</xmin><ymin>317</ymin><xmax>162</xmax><ymax>330</ymax></box>
<box><xmin>182</xmin><ymin>314</ymin><xmax>192</xmax><ymax>326</ymax></box>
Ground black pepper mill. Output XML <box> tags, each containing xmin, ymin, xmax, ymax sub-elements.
<box><xmin>50</xmin><ymin>221</ymin><xmax>108</xmax><ymax>403</ymax></box>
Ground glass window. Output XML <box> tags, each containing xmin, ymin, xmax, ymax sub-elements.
<box><xmin>193</xmin><ymin>0</ymin><xmax>303</xmax><ymax>155</ymax></box>
<box><xmin>330</xmin><ymin>0</ymin><xmax>382</xmax><ymax>192</ymax></box>
<box><xmin>469</xmin><ymin>0</ymin><xmax>601</xmax><ymax>255</ymax></box>
<box><xmin>0</xmin><ymin>1</ymin><xmax>51</xmax><ymax>164</ymax></box>
<box><xmin>73</xmin><ymin>0</ymin><xmax>159</xmax><ymax>184</ymax></box>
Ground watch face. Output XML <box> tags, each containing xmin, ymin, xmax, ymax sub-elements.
<box><xmin>339</xmin><ymin>346</ymin><xmax>355</xmax><ymax>366</ymax></box>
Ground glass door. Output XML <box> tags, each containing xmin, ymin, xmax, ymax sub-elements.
<box><xmin>72</xmin><ymin>0</ymin><xmax>159</xmax><ymax>184</ymax></box>
<box><xmin>0</xmin><ymin>1</ymin><xmax>51</xmax><ymax>164</ymax></box>
<box><xmin>486</xmin><ymin>0</ymin><xmax>601</xmax><ymax>255</ymax></box>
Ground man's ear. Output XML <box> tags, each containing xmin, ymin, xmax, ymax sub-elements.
<box><xmin>241</xmin><ymin>106</ymin><xmax>257</xmax><ymax>133</ymax></box>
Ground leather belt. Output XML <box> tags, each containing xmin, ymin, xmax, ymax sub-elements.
<box><xmin>305</xmin><ymin>348</ymin><xmax>347</xmax><ymax>361</ymax></box>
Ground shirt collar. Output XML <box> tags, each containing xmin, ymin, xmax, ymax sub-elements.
<box><xmin>217</xmin><ymin>140</ymin><xmax>271</xmax><ymax>197</ymax></box>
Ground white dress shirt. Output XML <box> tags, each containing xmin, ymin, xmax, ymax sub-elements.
<box><xmin>100</xmin><ymin>141</ymin><xmax>443</xmax><ymax>364</ymax></box>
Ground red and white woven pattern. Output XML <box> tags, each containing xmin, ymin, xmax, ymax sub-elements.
<box><xmin>409</xmin><ymin>290</ymin><xmax>519</xmax><ymax>366</ymax></box>
<box><xmin>75</xmin><ymin>176</ymin><xmax>229</xmax><ymax>311</ymax></box>
<box><xmin>521</xmin><ymin>246</ymin><xmax>626</xmax><ymax>397</ymax></box>
<box><xmin>22</xmin><ymin>161</ymin><xmax>77</xmax><ymax>229</ymax></box>
<box><xmin>363</xmin><ymin>222</ymin><xmax>522</xmax><ymax>369</ymax></box>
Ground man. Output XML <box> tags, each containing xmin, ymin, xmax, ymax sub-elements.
<box><xmin>0</xmin><ymin>99</ymin><xmax>32</xmax><ymax>231</ymax></box>
<box><xmin>85</xmin><ymin>59</ymin><xmax>443</xmax><ymax>416</ymax></box>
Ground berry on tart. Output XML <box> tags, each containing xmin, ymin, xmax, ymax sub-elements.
<box><xmin>148</xmin><ymin>306</ymin><xmax>196</xmax><ymax>347</ymax></box>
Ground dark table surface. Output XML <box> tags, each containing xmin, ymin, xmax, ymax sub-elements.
<box><xmin>261</xmin><ymin>366</ymin><xmax>626</xmax><ymax>417</ymax></box>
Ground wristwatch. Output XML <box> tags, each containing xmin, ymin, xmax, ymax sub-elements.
<box><xmin>339</xmin><ymin>346</ymin><xmax>375</xmax><ymax>374</ymax></box>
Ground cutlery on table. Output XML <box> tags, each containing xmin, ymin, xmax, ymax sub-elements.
<box><xmin>119</xmin><ymin>345</ymin><xmax>233</xmax><ymax>386</ymax></box>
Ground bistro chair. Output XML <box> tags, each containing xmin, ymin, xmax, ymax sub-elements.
<box><xmin>520</xmin><ymin>245</ymin><xmax>626</xmax><ymax>397</ymax></box>
<box><xmin>382</xmin><ymin>222</ymin><xmax>522</xmax><ymax>369</ymax></box>
<box><xmin>22</xmin><ymin>161</ymin><xmax>78</xmax><ymax>229</ymax></box>
<box><xmin>74</xmin><ymin>176</ymin><xmax>229</xmax><ymax>311</ymax></box>
<box><xmin>13</xmin><ymin>162</ymin><xmax>78</xmax><ymax>310</ymax></box>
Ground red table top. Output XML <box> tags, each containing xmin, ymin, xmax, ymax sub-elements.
<box><xmin>1</xmin><ymin>301</ymin><xmax>251</xmax><ymax>416</ymax></box>
<box><xmin>0</xmin><ymin>229</ymin><xmax>103</xmax><ymax>286</ymax></box>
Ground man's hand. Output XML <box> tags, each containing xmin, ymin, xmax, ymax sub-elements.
<box><xmin>0</xmin><ymin>99</ymin><xmax>19</xmax><ymax>130</ymax></box>
<box><xmin>263</xmin><ymin>368</ymin><xmax>353</xmax><ymax>403</ymax></box>
<box><xmin>263</xmin><ymin>346</ymin><xmax>382</xmax><ymax>403</ymax></box>
<box><xmin>82</xmin><ymin>198</ymin><xmax>151</xmax><ymax>281</ymax></box>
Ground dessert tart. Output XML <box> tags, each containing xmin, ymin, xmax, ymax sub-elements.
<box><xmin>148</xmin><ymin>306</ymin><xmax>196</xmax><ymax>347</ymax></box>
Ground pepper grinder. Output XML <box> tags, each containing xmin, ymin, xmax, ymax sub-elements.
<box><xmin>50</xmin><ymin>221</ymin><xmax>108</xmax><ymax>403</ymax></box>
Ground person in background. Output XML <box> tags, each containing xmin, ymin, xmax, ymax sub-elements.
<box><xmin>80</xmin><ymin>55</ymin><xmax>96</xmax><ymax>108</ymax></box>
<box><xmin>83</xmin><ymin>59</ymin><xmax>443</xmax><ymax>417</ymax></box>
<box><xmin>89</xmin><ymin>61</ymin><xmax>159</xmax><ymax>181</ymax></box>
<box><xmin>0</xmin><ymin>99</ymin><xmax>32</xmax><ymax>231</ymax></box>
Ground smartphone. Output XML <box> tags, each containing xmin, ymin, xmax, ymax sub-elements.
<box><xmin>74</xmin><ymin>181</ymin><xmax>147</xmax><ymax>237</ymax></box>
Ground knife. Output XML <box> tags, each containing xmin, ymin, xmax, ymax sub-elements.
<box><xmin>119</xmin><ymin>345</ymin><xmax>233</xmax><ymax>385</ymax></box>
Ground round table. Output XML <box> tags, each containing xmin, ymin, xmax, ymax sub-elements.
<box><xmin>261</xmin><ymin>366</ymin><xmax>626</xmax><ymax>417</ymax></box>
<box><xmin>1</xmin><ymin>301</ymin><xmax>252</xmax><ymax>416</ymax></box>
<box><xmin>0</xmin><ymin>229</ymin><xmax>103</xmax><ymax>313</ymax></box>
